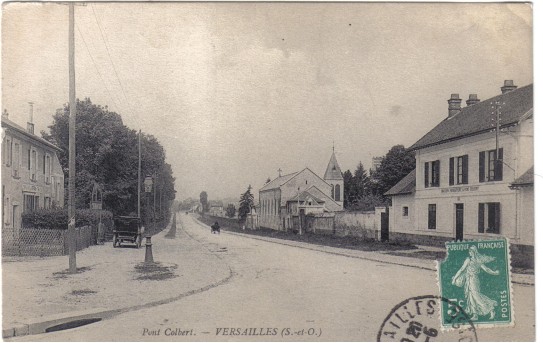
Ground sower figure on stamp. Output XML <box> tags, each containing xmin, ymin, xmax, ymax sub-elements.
<box><xmin>452</xmin><ymin>245</ymin><xmax>499</xmax><ymax>320</ymax></box>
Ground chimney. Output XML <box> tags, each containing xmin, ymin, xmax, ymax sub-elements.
<box><xmin>448</xmin><ymin>94</ymin><xmax>462</xmax><ymax>117</ymax></box>
<box><xmin>501</xmin><ymin>80</ymin><xmax>517</xmax><ymax>94</ymax></box>
<box><xmin>27</xmin><ymin>102</ymin><xmax>35</xmax><ymax>134</ymax></box>
<box><xmin>466</xmin><ymin>94</ymin><xmax>480</xmax><ymax>106</ymax></box>
<box><xmin>2</xmin><ymin>109</ymin><xmax>8</xmax><ymax>119</ymax></box>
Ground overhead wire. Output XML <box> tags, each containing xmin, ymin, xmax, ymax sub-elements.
<box><xmin>76</xmin><ymin>23</ymin><xmax>122</xmax><ymax>113</ymax></box>
<box><xmin>90</xmin><ymin>4</ymin><xmax>141</xmax><ymax>119</ymax></box>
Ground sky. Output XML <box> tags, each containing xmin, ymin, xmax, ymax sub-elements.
<box><xmin>1</xmin><ymin>2</ymin><xmax>533</xmax><ymax>201</ymax></box>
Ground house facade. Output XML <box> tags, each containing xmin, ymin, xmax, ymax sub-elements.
<box><xmin>386</xmin><ymin>81</ymin><xmax>533</xmax><ymax>250</ymax></box>
<box><xmin>259</xmin><ymin>152</ymin><xmax>344</xmax><ymax>231</ymax></box>
<box><xmin>2</xmin><ymin>113</ymin><xmax>65</xmax><ymax>235</ymax></box>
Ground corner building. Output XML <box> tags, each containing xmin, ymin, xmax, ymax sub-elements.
<box><xmin>386</xmin><ymin>81</ymin><xmax>533</xmax><ymax>255</ymax></box>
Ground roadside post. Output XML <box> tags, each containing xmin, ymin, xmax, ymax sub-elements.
<box><xmin>144</xmin><ymin>175</ymin><xmax>155</xmax><ymax>263</ymax></box>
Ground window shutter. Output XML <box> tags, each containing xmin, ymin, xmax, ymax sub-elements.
<box><xmin>424</xmin><ymin>162</ymin><xmax>429</xmax><ymax>188</ymax></box>
<box><xmin>479</xmin><ymin>151</ymin><xmax>485</xmax><ymax>182</ymax></box>
<box><xmin>435</xmin><ymin>160</ymin><xmax>440</xmax><ymax>187</ymax></box>
<box><xmin>495</xmin><ymin>148</ymin><xmax>504</xmax><ymax>181</ymax></box>
<box><xmin>495</xmin><ymin>203</ymin><xmax>501</xmax><ymax>234</ymax></box>
<box><xmin>449</xmin><ymin>157</ymin><xmax>455</xmax><ymax>186</ymax></box>
<box><xmin>478</xmin><ymin>203</ymin><xmax>485</xmax><ymax>233</ymax></box>
<box><xmin>463</xmin><ymin>155</ymin><xmax>469</xmax><ymax>184</ymax></box>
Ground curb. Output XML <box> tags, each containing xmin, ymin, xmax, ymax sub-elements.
<box><xmin>3</xmin><ymin>227</ymin><xmax>236</xmax><ymax>339</ymax></box>
<box><xmin>192</xmin><ymin>217</ymin><xmax>534</xmax><ymax>286</ymax></box>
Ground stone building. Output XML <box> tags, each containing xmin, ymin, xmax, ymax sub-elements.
<box><xmin>385</xmin><ymin>81</ymin><xmax>533</xmax><ymax>253</ymax></box>
<box><xmin>259</xmin><ymin>151</ymin><xmax>344</xmax><ymax>231</ymax></box>
<box><xmin>2</xmin><ymin>109</ymin><xmax>65</xmax><ymax>235</ymax></box>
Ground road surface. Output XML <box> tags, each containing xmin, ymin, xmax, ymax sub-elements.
<box><xmin>16</xmin><ymin>213</ymin><xmax>534</xmax><ymax>341</ymax></box>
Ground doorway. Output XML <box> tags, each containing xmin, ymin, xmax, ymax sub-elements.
<box><xmin>455</xmin><ymin>203</ymin><xmax>464</xmax><ymax>241</ymax></box>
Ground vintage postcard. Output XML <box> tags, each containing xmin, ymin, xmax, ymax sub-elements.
<box><xmin>1</xmin><ymin>1</ymin><xmax>535</xmax><ymax>341</ymax></box>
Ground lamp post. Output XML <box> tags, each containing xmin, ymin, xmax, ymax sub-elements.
<box><xmin>143</xmin><ymin>175</ymin><xmax>154</xmax><ymax>263</ymax></box>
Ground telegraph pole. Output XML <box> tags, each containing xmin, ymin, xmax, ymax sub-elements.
<box><xmin>138</xmin><ymin>130</ymin><xmax>141</xmax><ymax>218</ymax></box>
<box><xmin>68</xmin><ymin>2</ymin><xmax>77</xmax><ymax>273</ymax></box>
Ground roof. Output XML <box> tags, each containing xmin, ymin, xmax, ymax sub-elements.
<box><xmin>410</xmin><ymin>84</ymin><xmax>533</xmax><ymax>151</ymax></box>
<box><xmin>287</xmin><ymin>190</ymin><xmax>325</xmax><ymax>204</ymax></box>
<box><xmin>260</xmin><ymin>172</ymin><xmax>298</xmax><ymax>191</ymax></box>
<box><xmin>510</xmin><ymin>166</ymin><xmax>534</xmax><ymax>187</ymax></box>
<box><xmin>324</xmin><ymin>152</ymin><xmax>343</xmax><ymax>180</ymax></box>
<box><xmin>384</xmin><ymin>169</ymin><xmax>416</xmax><ymax>196</ymax></box>
<box><xmin>1</xmin><ymin>116</ymin><xmax>62</xmax><ymax>152</ymax></box>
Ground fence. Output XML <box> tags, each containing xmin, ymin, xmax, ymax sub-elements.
<box><xmin>2</xmin><ymin>225</ymin><xmax>98</xmax><ymax>257</ymax></box>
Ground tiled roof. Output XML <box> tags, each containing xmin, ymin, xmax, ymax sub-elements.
<box><xmin>260</xmin><ymin>172</ymin><xmax>298</xmax><ymax>191</ymax></box>
<box><xmin>410</xmin><ymin>84</ymin><xmax>533</xmax><ymax>151</ymax></box>
<box><xmin>324</xmin><ymin>152</ymin><xmax>343</xmax><ymax>180</ymax></box>
<box><xmin>384</xmin><ymin>169</ymin><xmax>416</xmax><ymax>196</ymax></box>
<box><xmin>511</xmin><ymin>166</ymin><xmax>534</xmax><ymax>187</ymax></box>
<box><xmin>287</xmin><ymin>190</ymin><xmax>325</xmax><ymax>203</ymax></box>
<box><xmin>1</xmin><ymin>116</ymin><xmax>62</xmax><ymax>152</ymax></box>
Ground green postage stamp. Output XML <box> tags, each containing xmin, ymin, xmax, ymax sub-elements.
<box><xmin>438</xmin><ymin>239</ymin><xmax>513</xmax><ymax>328</ymax></box>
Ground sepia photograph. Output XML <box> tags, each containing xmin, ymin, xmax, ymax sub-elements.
<box><xmin>1</xmin><ymin>1</ymin><xmax>535</xmax><ymax>341</ymax></box>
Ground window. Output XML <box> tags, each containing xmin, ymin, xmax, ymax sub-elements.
<box><xmin>29</xmin><ymin>148</ymin><xmax>37</xmax><ymax>181</ymax></box>
<box><xmin>331</xmin><ymin>185</ymin><xmax>334</xmax><ymax>199</ymax></box>
<box><xmin>11</xmin><ymin>142</ymin><xmax>20</xmax><ymax>178</ymax></box>
<box><xmin>4</xmin><ymin>137</ymin><xmax>12</xmax><ymax>166</ymax></box>
<box><xmin>23</xmin><ymin>194</ymin><xmax>40</xmax><ymax>213</ymax></box>
<box><xmin>479</xmin><ymin>148</ymin><xmax>503</xmax><ymax>182</ymax></box>
<box><xmin>402</xmin><ymin>206</ymin><xmax>409</xmax><ymax>217</ymax></box>
<box><xmin>478</xmin><ymin>203</ymin><xmax>501</xmax><ymax>234</ymax></box>
<box><xmin>335</xmin><ymin>184</ymin><xmax>341</xmax><ymax>201</ymax></box>
<box><xmin>44</xmin><ymin>197</ymin><xmax>51</xmax><ymax>209</ymax></box>
<box><xmin>3</xmin><ymin>193</ymin><xmax>11</xmax><ymax>226</ymax></box>
<box><xmin>424</xmin><ymin>160</ymin><xmax>440</xmax><ymax>187</ymax></box>
<box><xmin>449</xmin><ymin>155</ymin><xmax>469</xmax><ymax>185</ymax></box>
<box><xmin>428</xmin><ymin>204</ymin><xmax>437</xmax><ymax>230</ymax></box>
<box><xmin>45</xmin><ymin>155</ymin><xmax>51</xmax><ymax>184</ymax></box>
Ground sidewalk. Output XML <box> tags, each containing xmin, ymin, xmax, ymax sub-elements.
<box><xmin>2</xmin><ymin>222</ymin><xmax>233</xmax><ymax>338</ymax></box>
<box><xmin>210</xmin><ymin>225</ymin><xmax>534</xmax><ymax>286</ymax></box>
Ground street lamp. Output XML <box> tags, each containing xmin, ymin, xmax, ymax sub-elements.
<box><xmin>143</xmin><ymin>175</ymin><xmax>155</xmax><ymax>263</ymax></box>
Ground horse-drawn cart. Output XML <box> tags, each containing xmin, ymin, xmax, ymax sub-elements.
<box><xmin>113</xmin><ymin>216</ymin><xmax>142</xmax><ymax>248</ymax></box>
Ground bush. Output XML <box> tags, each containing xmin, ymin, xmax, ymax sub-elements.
<box><xmin>22</xmin><ymin>208</ymin><xmax>113</xmax><ymax>230</ymax></box>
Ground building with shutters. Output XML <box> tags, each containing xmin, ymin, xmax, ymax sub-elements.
<box><xmin>385</xmin><ymin>81</ymin><xmax>533</xmax><ymax>251</ymax></box>
<box><xmin>258</xmin><ymin>151</ymin><xmax>344</xmax><ymax>231</ymax></box>
<box><xmin>2</xmin><ymin>109</ymin><xmax>65</xmax><ymax>235</ymax></box>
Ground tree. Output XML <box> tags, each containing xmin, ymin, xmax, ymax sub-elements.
<box><xmin>199</xmin><ymin>191</ymin><xmax>209</xmax><ymax>213</ymax></box>
<box><xmin>42</xmin><ymin>98</ymin><xmax>176</xmax><ymax>221</ymax></box>
<box><xmin>352</xmin><ymin>162</ymin><xmax>370</xmax><ymax>199</ymax></box>
<box><xmin>371</xmin><ymin>145</ymin><xmax>416</xmax><ymax>197</ymax></box>
<box><xmin>342</xmin><ymin>169</ymin><xmax>355</xmax><ymax>208</ymax></box>
<box><xmin>225</xmin><ymin>204</ymin><xmax>236</xmax><ymax>218</ymax></box>
<box><xmin>238</xmin><ymin>185</ymin><xmax>254</xmax><ymax>221</ymax></box>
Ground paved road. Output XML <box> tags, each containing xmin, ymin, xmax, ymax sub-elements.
<box><xmin>17</xmin><ymin>214</ymin><xmax>534</xmax><ymax>341</ymax></box>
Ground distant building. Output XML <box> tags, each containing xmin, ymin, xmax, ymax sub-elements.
<box><xmin>2</xmin><ymin>108</ymin><xmax>65</xmax><ymax>235</ymax></box>
<box><xmin>209</xmin><ymin>201</ymin><xmax>224</xmax><ymax>216</ymax></box>
<box><xmin>258</xmin><ymin>151</ymin><xmax>344</xmax><ymax>231</ymax></box>
<box><xmin>370</xmin><ymin>156</ymin><xmax>384</xmax><ymax>174</ymax></box>
<box><xmin>386</xmin><ymin>81</ymin><xmax>533</xmax><ymax>252</ymax></box>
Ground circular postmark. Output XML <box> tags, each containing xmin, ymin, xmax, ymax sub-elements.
<box><xmin>377</xmin><ymin>295</ymin><xmax>477</xmax><ymax>342</ymax></box>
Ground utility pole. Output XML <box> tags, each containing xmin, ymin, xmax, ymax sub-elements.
<box><xmin>138</xmin><ymin>130</ymin><xmax>141</xmax><ymax>218</ymax></box>
<box><xmin>68</xmin><ymin>2</ymin><xmax>77</xmax><ymax>273</ymax></box>
<box><xmin>491</xmin><ymin>101</ymin><xmax>502</xmax><ymax>169</ymax></box>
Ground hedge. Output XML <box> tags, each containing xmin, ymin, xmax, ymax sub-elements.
<box><xmin>22</xmin><ymin>208</ymin><xmax>113</xmax><ymax>230</ymax></box>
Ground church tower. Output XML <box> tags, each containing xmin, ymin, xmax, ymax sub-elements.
<box><xmin>324</xmin><ymin>148</ymin><xmax>344</xmax><ymax>208</ymax></box>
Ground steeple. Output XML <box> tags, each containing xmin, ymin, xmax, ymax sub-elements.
<box><xmin>324</xmin><ymin>150</ymin><xmax>343</xmax><ymax>180</ymax></box>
